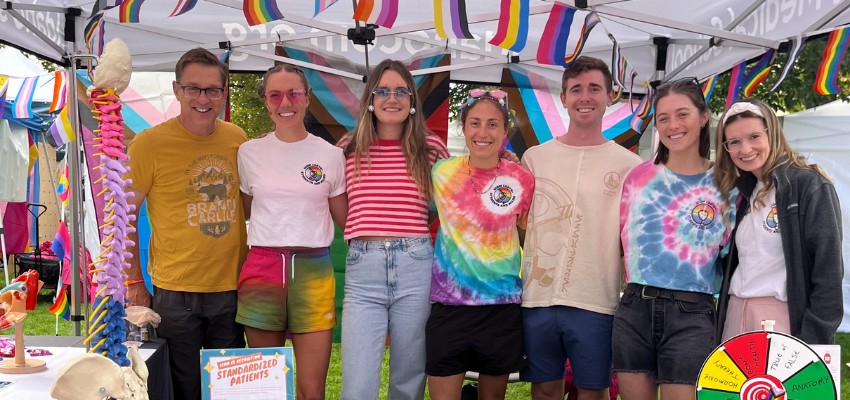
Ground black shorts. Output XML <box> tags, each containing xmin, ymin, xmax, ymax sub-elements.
<box><xmin>425</xmin><ymin>303</ymin><xmax>526</xmax><ymax>377</ymax></box>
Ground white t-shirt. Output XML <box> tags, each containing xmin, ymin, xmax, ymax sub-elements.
<box><xmin>730</xmin><ymin>182</ymin><xmax>787</xmax><ymax>301</ymax></box>
<box><xmin>238</xmin><ymin>133</ymin><xmax>345</xmax><ymax>247</ymax></box>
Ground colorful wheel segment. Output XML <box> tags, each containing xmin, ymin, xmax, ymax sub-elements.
<box><xmin>696</xmin><ymin>331</ymin><xmax>837</xmax><ymax>400</ymax></box>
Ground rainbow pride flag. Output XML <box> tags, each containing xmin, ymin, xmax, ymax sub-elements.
<box><xmin>814</xmin><ymin>25</ymin><xmax>850</xmax><ymax>95</ymax></box>
<box><xmin>629</xmin><ymin>86</ymin><xmax>653</xmax><ymax>133</ymax></box>
<box><xmin>725</xmin><ymin>60</ymin><xmax>746</xmax><ymax>109</ymax></box>
<box><xmin>243</xmin><ymin>0</ymin><xmax>285</xmax><ymax>26</ymax></box>
<box><xmin>119</xmin><ymin>0</ymin><xmax>145</xmax><ymax>23</ymax></box>
<box><xmin>353</xmin><ymin>0</ymin><xmax>399</xmax><ymax>28</ymax></box>
<box><xmin>48</xmin><ymin>285</ymin><xmax>71</xmax><ymax>321</ymax></box>
<box><xmin>49</xmin><ymin>71</ymin><xmax>67</xmax><ymax>112</ymax></box>
<box><xmin>170</xmin><ymin>0</ymin><xmax>198</xmax><ymax>17</ymax></box>
<box><xmin>564</xmin><ymin>11</ymin><xmax>601</xmax><ymax>67</ymax></box>
<box><xmin>742</xmin><ymin>49</ymin><xmax>775</xmax><ymax>97</ymax></box>
<box><xmin>434</xmin><ymin>0</ymin><xmax>473</xmax><ymax>39</ymax></box>
<box><xmin>702</xmin><ymin>74</ymin><xmax>717</xmax><ymax>103</ymax></box>
<box><xmin>314</xmin><ymin>0</ymin><xmax>339</xmax><ymax>17</ymax></box>
<box><xmin>84</xmin><ymin>13</ymin><xmax>106</xmax><ymax>57</ymax></box>
<box><xmin>489</xmin><ymin>0</ymin><xmax>529</xmax><ymax>52</ymax></box>
<box><xmin>536</xmin><ymin>3</ymin><xmax>575</xmax><ymax>65</ymax></box>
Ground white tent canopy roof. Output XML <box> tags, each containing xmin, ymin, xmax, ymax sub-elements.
<box><xmin>2</xmin><ymin>0</ymin><xmax>849</xmax><ymax>86</ymax></box>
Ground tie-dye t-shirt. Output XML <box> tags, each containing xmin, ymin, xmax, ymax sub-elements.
<box><xmin>430</xmin><ymin>156</ymin><xmax>535</xmax><ymax>306</ymax></box>
<box><xmin>620</xmin><ymin>161</ymin><xmax>737</xmax><ymax>294</ymax></box>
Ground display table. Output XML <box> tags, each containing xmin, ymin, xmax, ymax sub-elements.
<box><xmin>0</xmin><ymin>336</ymin><xmax>173</xmax><ymax>400</ymax></box>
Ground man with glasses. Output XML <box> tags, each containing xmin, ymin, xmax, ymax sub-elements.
<box><xmin>519</xmin><ymin>56</ymin><xmax>642</xmax><ymax>400</ymax></box>
<box><xmin>125</xmin><ymin>47</ymin><xmax>247</xmax><ymax>400</ymax></box>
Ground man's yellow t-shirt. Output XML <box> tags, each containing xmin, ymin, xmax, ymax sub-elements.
<box><xmin>127</xmin><ymin>118</ymin><xmax>248</xmax><ymax>292</ymax></box>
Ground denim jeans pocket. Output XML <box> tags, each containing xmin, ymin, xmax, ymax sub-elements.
<box><xmin>676</xmin><ymin>298</ymin><xmax>714</xmax><ymax>315</ymax></box>
<box><xmin>406</xmin><ymin>240</ymin><xmax>434</xmax><ymax>260</ymax></box>
<box><xmin>346</xmin><ymin>247</ymin><xmax>363</xmax><ymax>265</ymax></box>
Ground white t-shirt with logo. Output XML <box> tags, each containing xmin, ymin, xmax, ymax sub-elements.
<box><xmin>238</xmin><ymin>133</ymin><xmax>345</xmax><ymax>247</ymax></box>
<box><xmin>730</xmin><ymin>182</ymin><xmax>787</xmax><ymax>301</ymax></box>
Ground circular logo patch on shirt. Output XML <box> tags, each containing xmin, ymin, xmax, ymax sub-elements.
<box><xmin>689</xmin><ymin>200</ymin><xmax>717</xmax><ymax>229</ymax></box>
<box><xmin>763</xmin><ymin>204</ymin><xmax>780</xmax><ymax>233</ymax></box>
<box><xmin>490</xmin><ymin>184</ymin><xmax>516</xmax><ymax>207</ymax></box>
<box><xmin>301</xmin><ymin>164</ymin><xmax>325</xmax><ymax>185</ymax></box>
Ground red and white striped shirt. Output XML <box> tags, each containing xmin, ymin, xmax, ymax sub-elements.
<box><xmin>343</xmin><ymin>134</ymin><xmax>449</xmax><ymax>240</ymax></box>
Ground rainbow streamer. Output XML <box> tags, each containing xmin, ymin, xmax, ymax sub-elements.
<box><xmin>90</xmin><ymin>0</ymin><xmax>123</xmax><ymax>16</ymax></box>
<box><xmin>314</xmin><ymin>0</ymin><xmax>339</xmax><ymax>17</ymax></box>
<box><xmin>48</xmin><ymin>285</ymin><xmax>71</xmax><ymax>321</ymax></box>
<box><xmin>742</xmin><ymin>49</ymin><xmax>775</xmax><ymax>97</ymax></box>
<box><xmin>770</xmin><ymin>35</ymin><xmax>804</xmax><ymax>92</ymax></box>
<box><xmin>725</xmin><ymin>60</ymin><xmax>746</xmax><ymax>109</ymax></box>
<box><xmin>84</xmin><ymin>14</ymin><xmax>106</xmax><ymax>57</ymax></box>
<box><xmin>564</xmin><ymin>11</ymin><xmax>601</xmax><ymax>67</ymax></box>
<box><xmin>243</xmin><ymin>0</ymin><xmax>285</xmax><ymax>26</ymax></box>
<box><xmin>536</xmin><ymin>4</ymin><xmax>575</xmax><ymax>65</ymax></box>
<box><xmin>488</xmin><ymin>0</ymin><xmax>529</xmax><ymax>52</ymax></box>
<box><xmin>169</xmin><ymin>0</ymin><xmax>198</xmax><ymax>16</ymax></box>
<box><xmin>118</xmin><ymin>0</ymin><xmax>145</xmax><ymax>23</ymax></box>
<box><xmin>814</xmin><ymin>25</ymin><xmax>850</xmax><ymax>95</ymax></box>
<box><xmin>49</xmin><ymin>71</ymin><xmax>67</xmax><ymax>113</ymax></box>
<box><xmin>434</xmin><ymin>0</ymin><xmax>473</xmax><ymax>39</ymax></box>
<box><xmin>629</xmin><ymin>86</ymin><xmax>653</xmax><ymax>133</ymax></box>
<box><xmin>50</xmin><ymin>106</ymin><xmax>76</xmax><ymax>146</ymax></box>
<box><xmin>702</xmin><ymin>74</ymin><xmax>717</xmax><ymax>103</ymax></box>
<box><xmin>353</xmin><ymin>0</ymin><xmax>399</xmax><ymax>29</ymax></box>
<box><xmin>57</xmin><ymin>163</ymin><xmax>70</xmax><ymax>206</ymax></box>
<box><xmin>12</xmin><ymin>76</ymin><xmax>38</xmax><ymax>119</ymax></box>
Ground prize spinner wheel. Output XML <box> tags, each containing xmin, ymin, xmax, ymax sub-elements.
<box><xmin>696</xmin><ymin>331</ymin><xmax>837</xmax><ymax>400</ymax></box>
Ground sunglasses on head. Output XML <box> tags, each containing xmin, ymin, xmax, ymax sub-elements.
<box><xmin>372</xmin><ymin>87</ymin><xmax>412</xmax><ymax>99</ymax></box>
<box><xmin>264</xmin><ymin>89</ymin><xmax>307</xmax><ymax>105</ymax></box>
<box><xmin>465</xmin><ymin>89</ymin><xmax>509</xmax><ymax>109</ymax></box>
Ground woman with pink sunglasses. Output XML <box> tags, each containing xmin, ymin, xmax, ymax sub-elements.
<box><xmin>236</xmin><ymin>64</ymin><xmax>348</xmax><ymax>399</ymax></box>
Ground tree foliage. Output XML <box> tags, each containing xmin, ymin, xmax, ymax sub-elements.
<box><xmin>229</xmin><ymin>73</ymin><xmax>273</xmax><ymax>138</ymax></box>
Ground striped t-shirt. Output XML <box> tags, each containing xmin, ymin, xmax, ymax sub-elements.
<box><xmin>343</xmin><ymin>134</ymin><xmax>449</xmax><ymax>240</ymax></box>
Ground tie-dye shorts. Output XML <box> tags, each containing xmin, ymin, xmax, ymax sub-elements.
<box><xmin>236</xmin><ymin>246</ymin><xmax>337</xmax><ymax>333</ymax></box>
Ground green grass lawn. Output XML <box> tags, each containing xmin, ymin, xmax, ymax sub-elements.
<box><xmin>4</xmin><ymin>283</ymin><xmax>848</xmax><ymax>399</ymax></box>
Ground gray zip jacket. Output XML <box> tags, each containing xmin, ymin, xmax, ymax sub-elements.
<box><xmin>717</xmin><ymin>160</ymin><xmax>844</xmax><ymax>344</ymax></box>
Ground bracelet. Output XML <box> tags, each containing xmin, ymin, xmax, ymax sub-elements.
<box><xmin>124</xmin><ymin>279</ymin><xmax>145</xmax><ymax>286</ymax></box>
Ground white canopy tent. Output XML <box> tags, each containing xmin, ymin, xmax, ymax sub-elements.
<box><xmin>783</xmin><ymin>101</ymin><xmax>850</xmax><ymax>333</ymax></box>
<box><xmin>2</xmin><ymin>0</ymin><xmax>849</xmax><ymax>333</ymax></box>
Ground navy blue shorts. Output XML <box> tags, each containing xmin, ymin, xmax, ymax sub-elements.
<box><xmin>520</xmin><ymin>306</ymin><xmax>613</xmax><ymax>389</ymax></box>
<box><xmin>612</xmin><ymin>283</ymin><xmax>716</xmax><ymax>385</ymax></box>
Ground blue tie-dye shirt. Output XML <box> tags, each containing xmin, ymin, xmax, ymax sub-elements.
<box><xmin>619</xmin><ymin>161</ymin><xmax>737</xmax><ymax>294</ymax></box>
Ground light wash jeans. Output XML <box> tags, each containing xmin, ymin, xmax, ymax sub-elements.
<box><xmin>341</xmin><ymin>238</ymin><xmax>433</xmax><ymax>400</ymax></box>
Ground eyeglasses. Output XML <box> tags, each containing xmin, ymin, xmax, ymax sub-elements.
<box><xmin>176</xmin><ymin>83</ymin><xmax>225</xmax><ymax>100</ymax></box>
<box><xmin>465</xmin><ymin>89</ymin><xmax>509</xmax><ymax>109</ymax></box>
<box><xmin>722</xmin><ymin>129</ymin><xmax>768</xmax><ymax>151</ymax></box>
<box><xmin>655</xmin><ymin>110</ymin><xmax>697</xmax><ymax>127</ymax></box>
<box><xmin>264</xmin><ymin>89</ymin><xmax>307</xmax><ymax>105</ymax></box>
<box><xmin>372</xmin><ymin>87</ymin><xmax>412</xmax><ymax>99</ymax></box>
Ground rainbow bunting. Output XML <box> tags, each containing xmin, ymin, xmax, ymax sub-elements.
<box><xmin>770</xmin><ymin>35</ymin><xmax>804</xmax><ymax>92</ymax></box>
<box><xmin>488</xmin><ymin>0</ymin><xmax>529</xmax><ymax>52</ymax></box>
<box><xmin>564</xmin><ymin>11</ymin><xmax>601</xmax><ymax>67</ymax></box>
<box><xmin>119</xmin><ymin>0</ymin><xmax>145</xmax><ymax>23</ymax></box>
<box><xmin>742</xmin><ymin>49</ymin><xmax>775</xmax><ymax>97</ymax></box>
<box><xmin>353</xmin><ymin>0</ymin><xmax>400</xmax><ymax>29</ymax></box>
<box><xmin>243</xmin><ymin>0</ymin><xmax>285</xmax><ymax>26</ymax></box>
<box><xmin>701</xmin><ymin>74</ymin><xmax>717</xmax><ymax>103</ymax></box>
<box><xmin>48</xmin><ymin>285</ymin><xmax>71</xmax><ymax>321</ymax></box>
<box><xmin>170</xmin><ymin>0</ymin><xmax>198</xmax><ymax>16</ymax></box>
<box><xmin>629</xmin><ymin>86</ymin><xmax>653</xmax><ymax>133</ymax></box>
<box><xmin>49</xmin><ymin>71</ymin><xmax>67</xmax><ymax>113</ymax></box>
<box><xmin>12</xmin><ymin>76</ymin><xmax>38</xmax><ymax>119</ymax></box>
<box><xmin>57</xmin><ymin>163</ymin><xmax>70</xmax><ymax>206</ymax></box>
<box><xmin>314</xmin><ymin>0</ymin><xmax>339</xmax><ymax>17</ymax></box>
<box><xmin>434</xmin><ymin>0</ymin><xmax>473</xmax><ymax>39</ymax></box>
<box><xmin>0</xmin><ymin>75</ymin><xmax>8</xmax><ymax>120</ymax></box>
<box><xmin>814</xmin><ymin>25</ymin><xmax>850</xmax><ymax>95</ymax></box>
<box><xmin>85</xmin><ymin>13</ymin><xmax>106</xmax><ymax>57</ymax></box>
<box><xmin>90</xmin><ymin>0</ymin><xmax>123</xmax><ymax>16</ymax></box>
<box><xmin>725</xmin><ymin>60</ymin><xmax>746</xmax><ymax>109</ymax></box>
<box><xmin>50</xmin><ymin>106</ymin><xmax>76</xmax><ymax>146</ymax></box>
<box><xmin>536</xmin><ymin>4</ymin><xmax>575</xmax><ymax>65</ymax></box>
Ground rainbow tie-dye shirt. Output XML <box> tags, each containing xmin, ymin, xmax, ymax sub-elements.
<box><xmin>430</xmin><ymin>156</ymin><xmax>535</xmax><ymax>306</ymax></box>
<box><xmin>620</xmin><ymin>161</ymin><xmax>738</xmax><ymax>294</ymax></box>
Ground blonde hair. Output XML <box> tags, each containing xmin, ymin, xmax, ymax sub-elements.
<box><xmin>344</xmin><ymin>59</ymin><xmax>439</xmax><ymax>200</ymax></box>
<box><xmin>715</xmin><ymin>98</ymin><xmax>831</xmax><ymax>215</ymax></box>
